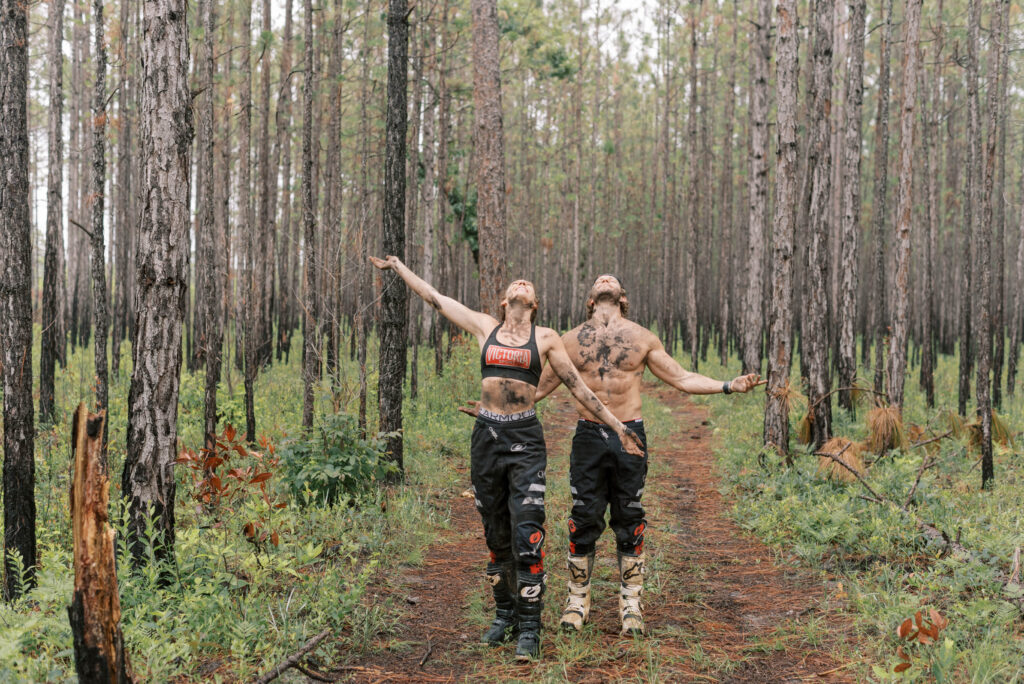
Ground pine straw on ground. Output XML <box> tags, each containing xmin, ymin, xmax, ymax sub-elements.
<box><xmin>817</xmin><ymin>437</ymin><xmax>866</xmax><ymax>484</ymax></box>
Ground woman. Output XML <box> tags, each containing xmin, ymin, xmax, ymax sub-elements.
<box><xmin>369</xmin><ymin>255</ymin><xmax>642</xmax><ymax>660</ymax></box>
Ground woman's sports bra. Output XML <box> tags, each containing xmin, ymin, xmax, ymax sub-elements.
<box><xmin>480</xmin><ymin>324</ymin><xmax>543</xmax><ymax>387</ymax></box>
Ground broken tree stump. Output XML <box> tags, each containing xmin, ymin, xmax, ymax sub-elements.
<box><xmin>67</xmin><ymin>403</ymin><xmax>133</xmax><ymax>683</ymax></box>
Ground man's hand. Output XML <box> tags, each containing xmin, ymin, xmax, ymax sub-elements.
<box><xmin>457</xmin><ymin>400</ymin><xmax>480</xmax><ymax>418</ymax></box>
<box><xmin>619</xmin><ymin>427</ymin><xmax>644</xmax><ymax>457</ymax></box>
<box><xmin>727</xmin><ymin>373</ymin><xmax>763</xmax><ymax>394</ymax></box>
<box><xmin>369</xmin><ymin>255</ymin><xmax>401</xmax><ymax>270</ymax></box>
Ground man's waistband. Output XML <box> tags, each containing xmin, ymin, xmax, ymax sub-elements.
<box><xmin>478</xmin><ymin>407</ymin><xmax>538</xmax><ymax>423</ymax></box>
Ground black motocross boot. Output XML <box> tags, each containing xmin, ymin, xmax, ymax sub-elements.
<box><xmin>481</xmin><ymin>561</ymin><xmax>518</xmax><ymax>645</ymax></box>
<box><xmin>514</xmin><ymin>571</ymin><xmax>545</xmax><ymax>660</ymax></box>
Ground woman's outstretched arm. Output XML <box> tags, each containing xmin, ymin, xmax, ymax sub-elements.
<box><xmin>370</xmin><ymin>255</ymin><xmax>496</xmax><ymax>339</ymax></box>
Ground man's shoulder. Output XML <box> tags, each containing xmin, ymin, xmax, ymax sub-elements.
<box><xmin>618</xmin><ymin>319</ymin><xmax>658</xmax><ymax>345</ymax></box>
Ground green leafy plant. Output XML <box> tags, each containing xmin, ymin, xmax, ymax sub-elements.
<box><xmin>277</xmin><ymin>413</ymin><xmax>397</xmax><ymax>506</ymax></box>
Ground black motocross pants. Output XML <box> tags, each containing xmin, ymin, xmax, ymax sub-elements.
<box><xmin>567</xmin><ymin>419</ymin><xmax>648</xmax><ymax>556</ymax></box>
<box><xmin>470</xmin><ymin>414</ymin><xmax>547</xmax><ymax>576</ymax></box>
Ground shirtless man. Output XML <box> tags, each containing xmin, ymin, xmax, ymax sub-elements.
<box><xmin>369</xmin><ymin>256</ymin><xmax>642</xmax><ymax>660</ymax></box>
<box><xmin>535</xmin><ymin>275</ymin><xmax>759</xmax><ymax>636</ymax></box>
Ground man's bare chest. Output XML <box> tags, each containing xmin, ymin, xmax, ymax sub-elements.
<box><xmin>571</xmin><ymin>326</ymin><xmax>646</xmax><ymax>379</ymax></box>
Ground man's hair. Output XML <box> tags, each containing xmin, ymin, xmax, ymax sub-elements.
<box><xmin>500</xmin><ymin>281</ymin><xmax>539</xmax><ymax>323</ymax></box>
<box><xmin>586</xmin><ymin>278</ymin><xmax>629</xmax><ymax>319</ymax></box>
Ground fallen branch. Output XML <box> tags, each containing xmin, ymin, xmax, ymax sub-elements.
<box><xmin>814</xmin><ymin>444</ymin><xmax>884</xmax><ymax>503</ymax></box>
<box><xmin>909</xmin><ymin>430</ymin><xmax>953</xmax><ymax>449</ymax></box>
<box><xmin>294</xmin><ymin>662</ymin><xmax>338</xmax><ymax>682</ymax></box>
<box><xmin>903</xmin><ymin>454</ymin><xmax>933</xmax><ymax>508</ymax></box>
<box><xmin>251</xmin><ymin>628</ymin><xmax>331</xmax><ymax>684</ymax></box>
<box><xmin>418</xmin><ymin>639</ymin><xmax>433</xmax><ymax>668</ymax></box>
<box><xmin>808</xmin><ymin>386</ymin><xmax>889</xmax><ymax>413</ymax></box>
<box><xmin>1010</xmin><ymin>548</ymin><xmax>1021</xmax><ymax>586</ymax></box>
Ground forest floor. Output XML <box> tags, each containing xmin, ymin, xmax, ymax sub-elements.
<box><xmin>330</xmin><ymin>384</ymin><xmax>859</xmax><ymax>683</ymax></box>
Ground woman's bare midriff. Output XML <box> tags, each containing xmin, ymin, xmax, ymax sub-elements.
<box><xmin>480</xmin><ymin>376</ymin><xmax>537</xmax><ymax>414</ymax></box>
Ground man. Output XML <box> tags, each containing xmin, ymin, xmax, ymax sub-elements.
<box><xmin>369</xmin><ymin>256</ymin><xmax>642</xmax><ymax>660</ymax></box>
<box><xmin>535</xmin><ymin>275</ymin><xmax>759</xmax><ymax>636</ymax></box>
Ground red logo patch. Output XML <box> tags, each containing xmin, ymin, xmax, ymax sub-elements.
<box><xmin>567</xmin><ymin>520</ymin><xmax>577</xmax><ymax>533</ymax></box>
<box><xmin>529</xmin><ymin>531</ymin><xmax>543</xmax><ymax>545</ymax></box>
<box><xmin>569</xmin><ymin>542</ymin><xmax>576</xmax><ymax>554</ymax></box>
<box><xmin>634</xmin><ymin>523</ymin><xmax>645</xmax><ymax>537</ymax></box>
<box><xmin>485</xmin><ymin>346</ymin><xmax>532</xmax><ymax>369</ymax></box>
<box><xmin>489</xmin><ymin>551</ymin><xmax>498</xmax><ymax>563</ymax></box>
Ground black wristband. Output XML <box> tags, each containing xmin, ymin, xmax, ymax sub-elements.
<box><xmin>722</xmin><ymin>381</ymin><xmax>732</xmax><ymax>395</ymax></box>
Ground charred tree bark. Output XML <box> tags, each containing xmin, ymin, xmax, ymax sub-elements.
<box><xmin>301</xmin><ymin>0</ymin><xmax>317</xmax><ymax>431</ymax></box>
<box><xmin>886</xmin><ymin>0</ymin><xmax>921</xmax><ymax>408</ymax></box>
<box><xmin>123</xmin><ymin>0</ymin><xmax>192</xmax><ymax>567</ymax></box>
<box><xmin>68</xmin><ymin>406</ymin><xmax>132</xmax><ymax>683</ymax></box>
<box><xmin>0</xmin><ymin>0</ymin><xmax>36</xmax><ymax>598</ymax></box>
<box><xmin>41</xmin><ymin>0</ymin><xmax>68</xmax><ymax>424</ymax></box>
<box><xmin>837</xmin><ymin>0</ymin><xmax>865</xmax><ymax>412</ymax></box>
<box><xmin>960</xmin><ymin>0</ymin><xmax>982</xmax><ymax>417</ymax></box>
<box><xmin>742</xmin><ymin>0</ymin><xmax>771</xmax><ymax>376</ymax></box>
<box><xmin>199</xmin><ymin>0</ymin><xmax>222</xmax><ymax>451</ymax></box>
<box><xmin>763</xmin><ymin>0</ymin><xmax>798</xmax><ymax>458</ymax></box>
<box><xmin>380</xmin><ymin>0</ymin><xmax>409</xmax><ymax>479</ymax></box>
<box><xmin>471</xmin><ymin>0</ymin><xmax>507</xmax><ymax>316</ymax></box>
<box><xmin>91</xmin><ymin>0</ymin><xmax>110</xmax><ymax>456</ymax></box>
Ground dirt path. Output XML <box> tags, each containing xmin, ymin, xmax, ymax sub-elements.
<box><xmin>336</xmin><ymin>387</ymin><xmax>857</xmax><ymax>683</ymax></box>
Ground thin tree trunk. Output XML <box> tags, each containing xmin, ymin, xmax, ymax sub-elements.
<box><xmin>41</xmin><ymin>0</ymin><xmax>67</xmax><ymax>424</ymax></box>
<box><xmin>471</xmin><ymin>0</ymin><xmax>507</xmax><ymax>315</ymax></box>
<box><xmin>959</xmin><ymin>0</ymin><xmax>982</xmax><ymax>417</ymax></box>
<box><xmin>991</xmin><ymin>0</ymin><xmax>1009</xmax><ymax>408</ymax></box>
<box><xmin>356</xmin><ymin>0</ymin><xmax>370</xmax><ymax>433</ymax></box>
<box><xmin>977</xmin><ymin>0</ymin><xmax>997</xmax><ymax>488</ymax></box>
<box><xmin>0</xmin><ymin>0</ymin><xmax>36</xmax><ymax>598</ymax></box>
<box><xmin>200</xmin><ymin>0</ymin><xmax>222</xmax><ymax>450</ymax></box>
<box><xmin>743</xmin><ymin>0</ymin><xmax>771</xmax><ymax>375</ymax></box>
<box><xmin>837</xmin><ymin>0</ymin><xmax>865</xmax><ymax>412</ymax></box>
<box><xmin>380</xmin><ymin>0</ymin><xmax>410</xmax><ymax>479</ymax></box>
<box><xmin>91</xmin><ymin>0</ymin><xmax>110</xmax><ymax>456</ymax></box>
<box><xmin>1009</xmin><ymin>152</ymin><xmax>1024</xmax><ymax>397</ymax></box>
<box><xmin>112</xmin><ymin>0</ymin><xmax>132</xmax><ymax>378</ymax></box>
<box><xmin>241</xmin><ymin>0</ymin><xmax>258</xmax><ymax>442</ymax></box>
<box><xmin>764</xmin><ymin>0</ymin><xmax>798</xmax><ymax>459</ymax></box>
<box><xmin>685</xmin><ymin>0</ymin><xmax>699</xmax><ymax>371</ymax></box>
<box><xmin>804</xmin><ymin>0</ymin><xmax>834</xmax><ymax>448</ymax></box>
<box><xmin>886</xmin><ymin>0</ymin><xmax>921</xmax><ymax>408</ymax></box>
<box><xmin>301</xmin><ymin>0</ymin><xmax>317</xmax><ymax>430</ymax></box>
<box><xmin>258</xmin><ymin>0</ymin><xmax>275</xmax><ymax>367</ymax></box>
<box><xmin>871</xmin><ymin>0</ymin><xmax>893</xmax><ymax>396</ymax></box>
<box><xmin>123</xmin><ymin>0</ymin><xmax>192</xmax><ymax>568</ymax></box>
<box><xmin>718</xmin><ymin>0</ymin><xmax>737</xmax><ymax>367</ymax></box>
<box><xmin>274</xmin><ymin>0</ymin><xmax>295</xmax><ymax>362</ymax></box>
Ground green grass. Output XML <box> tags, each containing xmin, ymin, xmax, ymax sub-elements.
<box><xmin>1</xmin><ymin>325</ymin><xmax>479</xmax><ymax>681</ymax></box>
<box><xmin>693</xmin><ymin>345</ymin><xmax>1024</xmax><ymax>682</ymax></box>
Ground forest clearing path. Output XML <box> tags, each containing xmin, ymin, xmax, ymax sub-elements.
<box><xmin>336</xmin><ymin>385</ymin><xmax>857</xmax><ymax>683</ymax></box>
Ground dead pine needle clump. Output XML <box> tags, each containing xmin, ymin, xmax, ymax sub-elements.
<box><xmin>817</xmin><ymin>437</ymin><xmax>866</xmax><ymax>484</ymax></box>
<box><xmin>866</xmin><ymin>406</ymin><xmax>907</xmax><ymax>453</ymax></box>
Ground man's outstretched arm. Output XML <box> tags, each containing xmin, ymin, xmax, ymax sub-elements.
<box><xmin>647</xmin><ymin>337</ymin><xmax>760</xmax><ymax>394</ymax></box>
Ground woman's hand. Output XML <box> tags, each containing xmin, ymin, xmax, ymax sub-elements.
<box><xmin>369</xmin><ymin>255</ymin><xmax>401</xmax><ymax>270</ymax></box>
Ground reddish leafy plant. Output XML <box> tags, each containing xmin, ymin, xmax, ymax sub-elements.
<box><xmin>893</xmin><ymin>608</ymin><xmax>950</xmax><ymax>674</ymax></box>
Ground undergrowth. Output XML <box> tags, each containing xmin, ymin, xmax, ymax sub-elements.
<box><xmin>696</xmin><ymin>345</ymin><xmax>1024</xmax><ymax>682</ymax></box>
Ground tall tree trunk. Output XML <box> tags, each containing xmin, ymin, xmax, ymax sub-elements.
<box><xmin>123</xmin><ymin>0</ymin><xmax>192</xmax><ymax>568</ymax></box>
<box><xmin>356</xmin><ymin>0</ymin><xmax>370</xmax><ymax>433</ymax></box>
<box><xmin>41</xmin><ymin>0</ymin><xmax>68</xmax><ymax>424</ymax></box>
<box><xmin>274</xmin><ymin>0</ymin><xmax>295</xmax><ymax>362</ymax></box>
<box><xmin>380</xmin><ymin>0</ymin><xmax>410</xmax><ymax>479</ymax></box>
<box><xmin>684</xmin><ymin>0</ymin><xmax>699</xmax><ymax>371</ymax></box>
<box><xmin>240</xmin><ymin>0</ymin><xmax>258</xmax><ymax>442</ymax></box>
<box><xmin>742</xmin><ymin>0</ymin><xmax>771</xmax><ymax>375</ymax></box>
<box><xmin>977</xmin><ymin>0</ymin><xmax>997</xmax><ymax>488</ymax></box>
<box><xmin>803</xmin><ymin>0</ymin><xmax>834</xmax><ymax>448</ymax></box>
<box><xmin>420</xmin><ymin>23</ymin><xmax>437</xmax><ymax>342</ymax></box>
<box><xmin>91</xmin><ymin>0</ymin><xmax>110</xmax><ymax>456</ymax></box>
<box><xmin>1</xmin><ymin>0</ymin><xmax>36</xmax><ymax>598</ymax></box>
<box><xmin>837</xmin><ymin>0</ymin><xmax>865</xmax><ymax>412</ymax></box>
<box><xmin>871</xmin><ymin>0</ymin><xmax>893</xmax><ymax>396</ymax></box>
<box><xmin>763</xmin><ymin>0</ymin><xmax>798</xmax><ymax>459</ymax></box>
<box><xmin>471</xmin><ymin>0</ymin><xmax>507</xmax><ymax>315</ymax></box>
<box><xmin>301</xmin><ymin>0</ymin><xmax>317</xmax><ymax>430</ymax></box>
<box><xmin>886</xmin><ymin>0</ymin><xmax>921</xmax><ymax>408</ymax></box>
<box><xmin>960</xmin><ymin>0</ymin><xmax>982</xmax><ymax>416</ymax></box>
<box><xmin>717</xmin><ymin>0</ymin><xmax>737</xmax><ymax>367</ymax></box>
<box><xmin>1009</xmin><ymin>154</ymin><xmax>1024</xmax><ymax>397</ymax></box>
<box><xmin>200</xmin><ymin>0</ymin><xmax>222</xmax><ymax>450</ymax></box>
<box><xmin>991</xmin><ymin>0</ymin><xmax>1009</xmax><ymax>408</ymax></box>
<box><xmin>258</xmin><ymin>0</ymin><xmax>275</xmax><ymax>367</ymax></box>
<box><xmin>112</xmin><ymin>0</ymin><xmax>132</xmax><ymax>378</ymax></box>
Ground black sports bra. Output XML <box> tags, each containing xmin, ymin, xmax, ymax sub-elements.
<box><xmin>480</xmin><ymin>325</ymin><xmax>543</xmax><ymax>387</ymax></box>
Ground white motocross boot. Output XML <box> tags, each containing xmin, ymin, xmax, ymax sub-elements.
<box><xmin>617</xmin><ymin>552</ymin><xmax>645</xmax><ymax>636</ymax></box>
<box><xmin>559</xmin><ymin>552</ymin><xmax>595</xmax><ymax>632</ymax></box>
